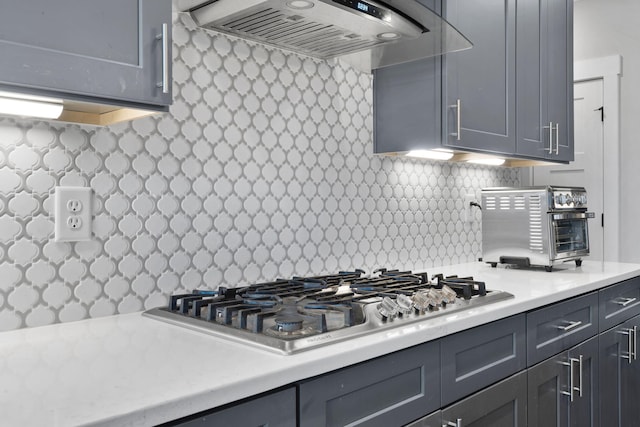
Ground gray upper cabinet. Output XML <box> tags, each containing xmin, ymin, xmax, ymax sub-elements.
<box><xmin>516</xmin><ymin>0</ymin><xmax>574</xmax><ymax>162</ymax></box>
<box><xmin>372</xmin><ymin>0</ymin><xmax>440</xmax><ymax>154</ymax></box>
<box><xmin>0</xmin><ymin>0</ymin><xmax>171</xmax><ymax>110</ymax></box>
<box><xmin>442</xmin><ymin>0</ymin><xmax>517</xmax><ymax>154</ymax></box>
<box><xmin>373</xmin><ymin>0</ymin><xmax>574</xmax><ymax>163</ymax></box>
<box><xmin>373</xmin><ymin>55</ymin><xmax>441</xmax><ymax>154</ymax></box>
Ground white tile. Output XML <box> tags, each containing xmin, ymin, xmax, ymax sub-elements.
<box><xmin>0</xmin><ymin>19</ymin><xmax>520</xmax><ymax>331</ymax></box>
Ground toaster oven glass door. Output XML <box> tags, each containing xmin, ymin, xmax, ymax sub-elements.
<box><xmin>550</xmin><ymin>212</ymin><xmax>591</xmax><ymax>259</ymax></box>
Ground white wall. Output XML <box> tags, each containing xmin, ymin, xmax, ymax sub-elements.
<box><xmin>574</xmin><ymin>0</ymin><xmax>640</xmax><ymax>262</ymax></box>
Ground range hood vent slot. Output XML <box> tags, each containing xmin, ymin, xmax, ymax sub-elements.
<box><xmin>208</xmin><ymin>6</ymin><xmax>386</xmax><ymax>59</ymax></box>
<box><xmin>177</xmin><ymin>0</ymin><xmax>473</xmax><ymax>72</ymax></box>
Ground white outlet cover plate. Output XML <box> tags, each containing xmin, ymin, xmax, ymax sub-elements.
<box><xmin>464</xmin><ymin>193</ymin><xmax>475</xmax><ymax>223</ymax></box>
<box><xmin>55</xmin><ymin>186</ymin><xmax>92</xmax><ymax>242</ymax></box>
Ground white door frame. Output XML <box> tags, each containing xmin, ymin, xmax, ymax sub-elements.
<box><xmin>522</xmin><ymin>55</ymin><xmax>622</xmax><ymax>261</ymax></box>
<box><xmin>574</xmin><ymin>55</ymin><xmax>622</xmax><ymax>261</ymax></box>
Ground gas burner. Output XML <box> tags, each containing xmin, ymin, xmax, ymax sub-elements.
<box><xmin>274</xmin><ymin>316</ymin><xmax>304</xmax><ymax>332</ymax></box>
<box><xmin>144</xmin><ymin>268</ymin><xmax>513</xmax><ymax>354</ymax></box>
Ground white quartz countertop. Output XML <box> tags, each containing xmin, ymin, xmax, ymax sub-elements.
<box><xmin>2</xmin><ymin>261</ymin><xmax>640</xmax><ymax>426</ymax></box>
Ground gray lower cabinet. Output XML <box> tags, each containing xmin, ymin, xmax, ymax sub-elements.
<box><xmin>598</xmin><ymin>276</ymin><xmax>640</xmax><ymax>332</ymax></box>
<box><xmin>169</xmin><ymin>387</ymin><xmax>296</xmax><ymax>427</ymax></box>
<box><xmin>516</xmin><ymin>0</ymin><xmax>574</xmax><ymax>162</ymax></box>
<box><xmin>526</xmin><ymin>292</ymin><xmax>599</xmax><ymax>366</ymax></box>
<box><xmin>0</xmin><ymin>0</ymin><xmax>172</xmax><ymax>109</ymax></box>
<box><xmin>441</xmin><ymin>371</ymin><xmax>528</xmax><ymax>427</ymax></box>
<box><xmin>527</xmin><ymin>336</ymin><xmax>599</xmax><ymax>427</ymax></box>
<box><xmin>405</xmin><ymin>410</ymin><xmax>442</xmax><ymax>427</ymax></box>
<box><xmin>298</xmin><ymin>340</ymin><xmax>441</xmax><ymax>427</ymax></box>
<box><xmin>442</xmin><ymin>0</ymin><xmax>517</xmax><ymax>155</ymax></box>
<box><xmin>407</xmin><ymin>372</ymin><xmax>528</xmax><ymax>427</ymax></box>
<box><xmin>441</xmin><ymin>314</ymin><xmax>526</xmax><ymax>405</ymax></box>
<box><xmin>599</xmin><ymin>314</ymin><xmax>640</xmax><ymax>427</ymax></box>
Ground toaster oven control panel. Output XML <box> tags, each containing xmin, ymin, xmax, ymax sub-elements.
<box><xmin>552</xmin><ymin>190</ymin><xmax>587</xmax><ymax>209</ymax></box>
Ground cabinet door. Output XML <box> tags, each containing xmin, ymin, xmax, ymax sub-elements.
<box><xmin>568</xmin><ymin>337</ymin><xmax>599</xmax><ymax>427</ymax></box>
<box><xmin>442</xmin><ymin>0</ymin><xmax>516</xmax><ymax>154</ymax></box>
<box><xmin>599</xmin><ymin>315</ymin><xmax>640</xmax><ymax>427</ymax></box>
<box><xmin>516</xmin><ymin>0</ymin><xmax>573</xmax><ymax>162</ymax></box>
<box><xmin>527</xmin><ymin>352</ymin><xmax>569</xmax><ymax>426</ymax></box>
<box><xmin>298</xmin><ymin>340</ymin><xmax>440</xmax><ymax>427</ymax></box>
<box><xmin>546</xmin><ymin>0</ymin><xmax>573</xmax><ymax>161</ymax></box>
<box><xmin>373</xmin><ymin>56</ymin><xmax>441</xmax><ymax>154</ymax></box>
<box><xmin>441</xmin><ymin>371</ymin><xmax>527</xmax><ymax>427</ymax></box>
<box><xmin>372</xmin><ymin>0</ymin><xmax>441</xmax><ymax>154</ymax></box>
<box><xmin>0</xmin><ymin>0</ymin><xmax>171</xmax><ymax>107</ymax></box>
<box><xmin>171</xmin><ymin>388</ymin><xmax>296</xmax><ymax>427</ymax></box>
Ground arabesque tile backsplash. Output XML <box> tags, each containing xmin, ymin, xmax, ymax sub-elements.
<box><xmin>0</xmin><ymin>14</ymin><xmax>519</xmax><ymax>331</ymax></box>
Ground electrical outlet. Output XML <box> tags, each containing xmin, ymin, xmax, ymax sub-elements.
<box><xmin>67</xmin><ymin>216</ymin><xmax>82</xmax><ymax>229</ymax></box>
<box><xmin>464</xmin><ymin>193</ymin><xmax>476</xmax><ymax>223</ymax></box>
<box><xmin>55</xmin><ymin>186</ymin><xmax>92</xmax><ymax>242</ymax></box>
<box><xmin>67</xmin><ymin>199</ymin><xmax>83</xmax><ymax>213</ymax></box>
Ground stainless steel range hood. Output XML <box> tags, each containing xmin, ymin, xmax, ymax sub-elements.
<box><xmin>174</xmin><ymin>0</ymin><xmax>472</xmax><ymax>72</ymax></box>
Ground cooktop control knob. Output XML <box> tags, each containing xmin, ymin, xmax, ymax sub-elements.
<box><xmin>378</xmin><ymin>296</ymin><xmax>399</xmax><ymax>321</ymax></box>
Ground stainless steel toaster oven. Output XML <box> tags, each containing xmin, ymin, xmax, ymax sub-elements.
<box><xmin>481</xmin><ymin>186</ymin><xmax>595</xmax><ymax>272</ymax></box>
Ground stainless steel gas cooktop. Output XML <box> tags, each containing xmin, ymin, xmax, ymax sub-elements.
<box><xmin>143</xmin><ymin>269</ymin><xmax>513</xmax><ymax>354</ymax></box>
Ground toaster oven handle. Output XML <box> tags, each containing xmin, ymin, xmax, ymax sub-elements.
<box><xmin>551</xmin><ymin>212</ymin><xmax>595</xmax><ymax>220</ymax></box>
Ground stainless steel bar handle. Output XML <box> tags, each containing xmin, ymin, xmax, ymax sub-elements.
<box><xmin>156</xmin><ymin>23</ymin><xmax>169</xmax><ymax>94</ymax></box>
<box><xmin>556</xmin><ymin>320</ymin><xmax>583</xmax><ymax>331</ymax></box>
<box><xmin>450</xmin><ymin>99</ymin><xmax>461</xmax><ymax>141</ymax></box>
<box><xmin>554</xmin><ymin>123</ymin><xmax>560</xmax><ymax>155</ymax></box>
<box><xmin>444</xmin><ymin>418</ymin><xmax>463</xmax><ymax>427</ymax></box>
<box><xmin>577</xmin><ymin>355</ymin><xmax>583</xmax><ymax>397</ymax></box>
<box><xmin>619</xmin><ymin>328</ymin><xmax>635</xmax><ymax>364</ymax></box>
<box><xmin>561</xmin><ymin>358</ymin><xmax>577</xmax><ymax>402</ymax></box>
<box><xmin>615</xmin><ymin>297</ymin><xmax>637</xmax><ymax>307</ymax></box>
<box><xmin>543</xmin><ymin>122</ymin><xmax>553</xmax><ymax>154</ymax></box>
<box><xmin>633</xmin><ymin>325</ymin><xmax>638</xmax><ymax>361</ymax></box>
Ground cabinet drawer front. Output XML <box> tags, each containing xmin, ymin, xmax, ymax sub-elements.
<box><xmin>441</xmin><ymin>314</ymin><xmax>526</xmax><ymax>406</ymax></box>
<box><xmin>299</xmin><ymin>340</ymin><xmax>440</xmax><ymax>427</ymax></box>
<box><xmin>173</xmin><ymin>387</ymin><xmax>296</xmax><ymax>426</ymax></box>
<box><xmin>526</xmin><ymin>292</ymin><xmax>598</xmax><ymax>365</ymax></box>
<box><xmin>441</xmin><ymin>371</ymin><xmax>527</xmax><ymax>427</ymax></box>
<box><xmin>599</xmin><ymin>277</ymin><xmax>640</xmax><ymax>332</ymax></box>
